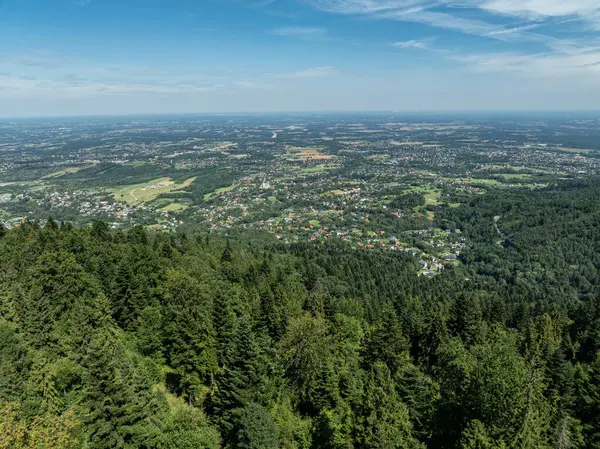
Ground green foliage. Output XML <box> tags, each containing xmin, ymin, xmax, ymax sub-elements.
<box><xmin>1</xmin><ymin>198</ymin><xmax>600</xmax><ymax>449</ymax></box>
<box><xmin>459</xmin><ymin>420</ymin><xmax>506</xmax><ymax>449</ymax></box>
<box><xmin>280</xmin><ymin>313</ymin><xmax>332</xmax><ymax>402</ymax></box>
<box><xmin>162</xmin><ymin>270</ymin><xmax>217</xmax><ymax>401</ymax></box>
<box><xmin>357</xmin><ymin>362</ymin><xmax>423</xmax><ymax>449</ymax></box>
<box><xmin>235</xmin><ymin>403</ymin><xmax>280</xmax><ymax>449</ymax></box>
<box><xmin>159</xmin><ymin>401</ymin><xmax>220</xmax><ymax>449</ymax></box>
<box><xmin>0</xmin><ymin>402</ymin><xmax>79</xmax><ymax>449</ymax></box>
<box><xmin>0</xmin><ymin>320</ymin><xmax>31</xmax><ymax>402</ymax></box>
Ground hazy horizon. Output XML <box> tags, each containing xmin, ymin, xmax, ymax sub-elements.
<box><xmin>3</xmin><ymin>109</ymin><xmax>600</xmax><ymax>121</ymax></box>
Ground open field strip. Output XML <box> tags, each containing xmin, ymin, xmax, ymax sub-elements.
<box><xmin>110</xmin><ymin>177</ymin><xmax>196</xmax><ymax>205</ymax></box>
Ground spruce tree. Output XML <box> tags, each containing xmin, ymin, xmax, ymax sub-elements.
<box><xmin>358</xmin><ymin>362</ymin><xmax>422</xmax><ymax>449</ymax></box>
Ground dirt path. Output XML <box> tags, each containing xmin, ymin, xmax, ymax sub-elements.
<box><xmin>130</xmin><ymin>189</ymin><xmax>139</xmax><ymax>202</ymax></box>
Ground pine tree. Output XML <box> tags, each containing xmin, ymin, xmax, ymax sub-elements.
<box><xmin>210</xmin><ymin>315</ymin><xmax>267</xmax><ymax>441</ymax></box>
<box><xmin>279</xmin><ymin>313</ymin><xmax>331</xmax><ymax>402</ymax></box>
<box><xmin>363</xmin><ymin>306</ymin><xmax>410</xmax><ymax>374</ymax></box>
<box><xmin>0</xmin><ymin>319</ymin><xmax>31</xmax><ymax>403</ymax></box>
<box><xmin>576</xmin><ymin>354</ymin><xmax>600</xmax><ymax>448</ymax></box>
<box><xmin>45</xmin><ymin>217</ymin><xmax>59</xmax><ymax>231</ymax></box>
<box><xmin>396</xmin><ymin>363</ymin><xmax>440</xmax><ymax>441</ymax></box>
<box><xmin>162</xmin><ymin>270</ymin><xmax>217</xmax><ymax>402</ymax></box>
<box><xmin>235</xmin><ymin>403</ymin><xmax>280</xmax><ymax>449</ymax></box>
<box><xmin>450</xmin><ymin>294</ymin><xmax>484</xmax><ymax>346</ymax></box>
<box><xmin>357</xmin><ymin>362</ymin><xmax>422</xmax><ymax>449</ymax></box>
<box><xmin>512</xmin><ymin>316</ymin><xmax>558</xmax><ymax>449</ymax></box>
<box><xmin>553</xmin><ymin>416</ymin><xmax>585</xmax><ymax>449</ymax></box>
<box><xmin>82</xmin><ymin>331</ymin><xmax>163</xmax><ymax>449</ymax></box>
<box><xmin>15</xmin><ymin>251</ymin><xmax>111</xmax><ymax>353</ymax></box>
<box><xmin>460</xmin><ymin>420</ymin><xmax>506</xmax><ymax>449</ymax></box>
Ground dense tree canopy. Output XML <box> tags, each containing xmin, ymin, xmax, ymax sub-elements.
<box><xmin>2</xmin><ymin>180</ymin><xmax>600</xmax><ymax>448</ymax></box>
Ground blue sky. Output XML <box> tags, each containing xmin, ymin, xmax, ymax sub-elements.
<box><xmin>1</xmin><ymin>0</ymin><xmax>600</xmax><ymax>117</ymax></box>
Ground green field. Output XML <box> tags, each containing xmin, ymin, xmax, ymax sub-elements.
<box><xmin>162</xmin><ymin>202</ymin><xmax>189</xmax><ymax>212</ymax></box>
<box><xmin>299</xmin><ymin>164</ymin><xmax>340</xmax><ymax>175</ymax></box>
<box><xmin>407</xmin><ymin>186</ymin><xmax>441</xmax><ymax>205</ymax></box>
<box><xmin>204</xmin><ymin>183</ymin><xmax>237</xmax><ymax>201</ymax></box>
<box><xmin>321</xmin><ymin>189</ymin><xmax>345</xmax><ymax>197</ymax></box>
<box><xmin>42</xmin><ymin>165</ymin><xmax>95</xmax><ymax>179</ymax></box>
<box><xmin>497</xmin><ymin>173</ymin><xmax>534</xmax><ymax>181</ymax></box>
<box><xmin>424</xmin><ymin>191</ymin><xmax>441</xmax><ymax>205</ymax></box>
<box><xmin>110</xmin><ymin>177</ymin><xmax>197</xmax><ymax>205</ymax></box>
<box><xmin>522</xmin><ymin>145</ymin><xmax>596</xmax><ymax>154</ymax></box>
<box><xmin>123</xmin><ymin>161</ymin><xmax>151</xmax><ymax>167</ymax></box>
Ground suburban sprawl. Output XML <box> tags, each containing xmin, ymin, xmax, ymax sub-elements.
<box><xmin>2</xmin><ymin>112</ymin><xmax>600</xmax><ymax>277</ymax></box>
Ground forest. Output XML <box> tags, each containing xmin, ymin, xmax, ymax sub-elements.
<box><xmin>1</xmin><ymin>179</ymin><xmax>600</xmax><ymax>449</ymax></box>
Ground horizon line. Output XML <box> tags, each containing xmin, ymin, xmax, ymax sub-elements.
<box><xmin>3</xmin><ymin>109</ymin><xmax>600</xmax><ymax>121</ymax></box>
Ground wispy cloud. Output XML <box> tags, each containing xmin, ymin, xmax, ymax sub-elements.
<box><xmin>1</xmin><ymin>51</ymin><xmax>334</xmax><ymax>99</ymax></box>
<box><xmin>392</xmin><ymin>37</ymin><xmax>436</xmax><ymax>48</ymax></box>
<box><xmin>239</xmin><ymin>0</ymin><xmax>277</xmax><ymax>6</ymax></box>
<box><xmin>233</xmin><ymin>80</ymin><xmax>274</xmax><ymax>90</ymax></box>
<box><xmin>450</xmin><ymin>45</ymin><xmax>600</xmax><ymax>79</ymax></box>
<box><xmin>480</xmin><ymin>0</ymin><xmax>600</xmax><ymax>19</ymax></box>
<box><xmin>273</xmin><ymin>66</ymin><xmax>335</xmax><ymax>78</ymax></box>
<box><xmin>303</xmin><ymin>0</ymin><xmax>600</xmax><ymax>82</ymax></box>
<box><xmin>381</xmin><ymin>8</ymin><xmax>528</xmax><ymax>39</ymax></box>
<box><xmin>0</xmin><ymin>52</ymin><xmax>237</xmax><ymax>98</ymax></box>
<box><xmin>304</xmin><ymin>0</ymin><xmax>600</xmax><ymax>37</ymax></box>
<box><xmin>271</xmin><ymin>26</ymin><xmax>327</xmax><ymax>37</ymax></box>
<box><xmin>480</xmin><ymin>0</ymin><xmax>600</xmax><ymax>30</ymax></box>
<box><xmin>305</xmin><ymin>0</ymin><xmax>428</xmax><ymax>14</ymax></box>
<box><xmin>0</xmin><ymin>73</ymin><xmax>221</xmax><ymax>98</ymax></box>
<box><xmin>304</xmin><ymin>0</ymin><xmax>527</xmax><ymax>39</ymax></box>
<box><xmin>484</xmin><ymin>23</ymin><xmax>540</xmax><ymax>36</ymax></box>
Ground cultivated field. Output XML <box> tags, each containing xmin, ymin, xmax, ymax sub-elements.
<box><xmin>285</xmin><ymin>146</ymin><xmax>334</xmax><ymax>161</ymax></box>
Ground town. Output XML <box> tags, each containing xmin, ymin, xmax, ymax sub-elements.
<box><xmin>2</xmin><ymin>113</ymin><xmax>600</xmax><ymax>276</ymax></box>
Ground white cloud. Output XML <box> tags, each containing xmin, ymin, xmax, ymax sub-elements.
<box><xmin>484</xmin><ymin>23</ymin><xmax>540</xmax><ymax>36</ymax></box>
<box><xmin>272</xmin><ymin>26</ymin><xmax>327</xmax><ymax>37</ymax></box>
<box><xmin>479</xmin><ymin>0</ymin><xmax>600</xmax><ymax>30</ymax></box>
<box><xmin>385</xmin><ymin>9</ymin><xmax>504</xmax><ymax>36</ymax></box>
<box><xmin>233</xmin><ymin>80</ymin><xmax>274</xmax><ymax>90</ymax></box>
<box><xmin>273</xmin><ymin>66</ymin><xmax>335</xmax><ymax>78</ymax></box>
<box><xmin>392</xmin><ymin>37</ymin><xmax>435</xmax><ymax>48</ymax></box>
<box><xmin>451</xmin><ymin>46</ymin><xmax>600</xmax><ymax>79</ymax></box>
<box><xmin>305</xmin><ymin>0</ymin><xmax>600</xmax><ymax>36</ymax></box>
<box><xmin>0</xmin><ymin>51</ymin><xmax>336</xmax><ymax>100</ymax></box>
<box><xmin>0</xmin><ymin>73</ymin><xmax>220</xmax><ymax>98</ymax></box>
<box><xmin>480</xmin><ymin>0</ymin><xmax>600</xmax><ymax>19</ymax></box>
<box><xmin>305</xmin><ymin>0</ymin><xmax>428</xmax><ymax>14</ymax></box>
<box><xmin>303</xmin><ymin>0</ymin><xmax>600</xmax><ymax>83</ymax></box>
<box><xmin>305</xmin><ymin>0</ymin><xmax>542</xmax><ymax>39</ymax></box>
<box><xmin>0</xmin><ymin>53</ymin><xmax>234</xmax><ymax>99</ymax></box>
<box><xmin>240</xmin><ymin>0</ymin><xmax>278</xmax><ymax>6</ymax></box>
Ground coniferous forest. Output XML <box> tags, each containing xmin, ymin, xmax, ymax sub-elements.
<box><xmin>2</xmin><ymin>179</ymin><xmax>600</xmax><ymax>449</ymax></box>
